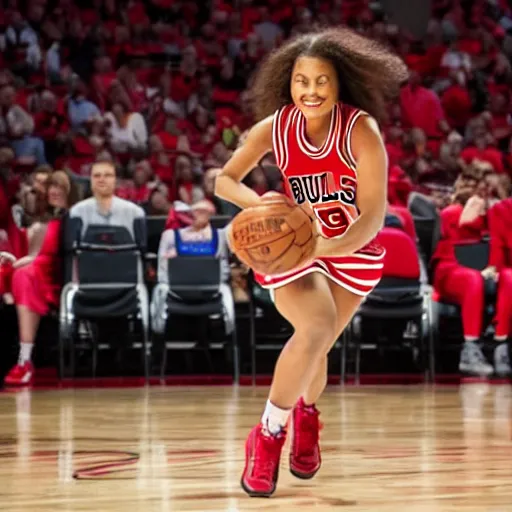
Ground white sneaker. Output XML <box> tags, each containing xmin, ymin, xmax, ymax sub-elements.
<box><xmin>494</xmin><ymin>343</ymin><xmax>511</xmax><ymax>377</ymax></box>
<box><xmin>459</xmin><ymin>341</ymin><xmax>494</xmax><ymax>376</ymax></box>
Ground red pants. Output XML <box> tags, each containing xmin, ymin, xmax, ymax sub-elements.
<box><xmin>495</xmin><ymin>268</ymin><xmax>512</xmax><ymax>338</ymax></box>
<box><xmin>435</xmin><ymin>264</ymin><xmax>484</xmax><ymax>338</ymax></box>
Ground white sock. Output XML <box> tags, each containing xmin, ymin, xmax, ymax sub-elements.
<box><xmin>19</xmin><ymin>343</ymin><xmax>33</xmax><ymax>364</ymax></box>
<box><xmin>261</xmin><ymin>400</ymin><xmax>291</xmax><ymax>435</ymax></box>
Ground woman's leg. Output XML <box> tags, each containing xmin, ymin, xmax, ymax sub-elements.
<box><xmin>436</xmin><ymin>266</ymin><xmax>492</xmax><ymax>375</ymax></box>
<box><xmin>303</xmin><ymin>282</ymin><xmax>365</xmax><ymax>405</ymax></box>
<box><xmin>494</xmin><ymin>268</ymin><xmax>512</xmax><ymax>340</ymax></box>
<box><xmin>4</xmin><ymin>266</ymin><xmax>45</xmax><ymax>386</ymax></box>
<box><xmin>290</xmin><ymin>282</ymin><xmax>365</xmax><ymax>480</ymax></box>
<box><xmin>242</xmin><ymin>273</ymin><xmax>364</xmax><ymax>496</ymax></box>
<box><xmin>494</xmin><ymin>268</ymin><xmax>512</xmax><ymax>375</ymax></box>
<box><xmin>266</xmin><ymin>273</ymin><xmax>339</xmax><ymax>411</ymax></box>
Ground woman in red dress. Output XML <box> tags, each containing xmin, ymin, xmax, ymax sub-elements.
<box><xmin>0</xmin><ymin>167</ymin><xmax>52</xmax><ymax>302</ymax></box>
<box><xmin>4</xmin><ymin>171</ymin><xmax>78</xmax><ymax>387</ymax></box>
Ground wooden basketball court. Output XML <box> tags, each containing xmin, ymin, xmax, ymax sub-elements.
<box><xmin>1</xmin><ymin>384</ymin><xmax>511</xmax><ymax>511</ymax></box>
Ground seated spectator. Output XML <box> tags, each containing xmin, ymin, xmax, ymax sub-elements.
<box><xmin>158</xmin><ymin>199</ymin><xmax>229</xmax><ymax>274</ymax></box>
<box><xmin>175</xmin><ymin>155</ymin><xmax>204</xmax><ymax>205</ymax></box>
<box><xmin>3</xmin><ymin>171</ymin><xmax>78</xmax><ymax>386</ymax></box>
<box><xmin>154</xmin><ymin>198</ymin><xmax>233</xmax><ymax>328</ymax></box>
<box><xmin>69</xmin><ymin>160</ymin><xmax>145</xmax><ymax>241</ymax></box>
<box><xmin>486</xmin><ymin>198</ymin><xmax>512</xmax><ymax>374</ymax></box>
<box><xmin>67</xmin><ymin>79</ymin><xmax>101</xmax><ymax>133</ymax></box>
<box><xmin>431</xmin><ymin>169</ymin><xmax>508</xmax><ymax>376</ymax></box>
<box><xmin>0</xmin><ymin>85</ymin><xmax>46</xmax><ymax>166</ymax></box>
<box><xmin>33</xmin><ymin>90</ymin><xmax>69</xmax><ymax>165</ymax></box>
<box><xmin>105</xmin><ymin>102</ymin><xmax>148</xmax><ymax>155</ymax></box>
<box><xmin>0</xmin><ymin>166</ymin><xmax>54</xmax><ymax>303</ymax></box>
<box><xmin>145</xmin><ymin>187</ymin><xmax>172</xmax><ymax>216</ymax></box>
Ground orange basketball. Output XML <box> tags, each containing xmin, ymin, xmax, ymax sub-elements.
<box><xmin>228</xmin><ymin>194</ymin><xmax>316</xmax><ymax>275</ymax></box>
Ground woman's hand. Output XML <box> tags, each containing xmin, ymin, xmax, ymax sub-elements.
<box><xmin>481</xmin><ymin>265</ymin><xmax>498</xmax><ymax>281</ymax></box>
<box><xmin>0</xmin><ymin>252</ymin><xmax>16</xmax><ymax>266</ymax></box>
<box><xmin>163</xmin><ymin>248</ymin><xmax>178</xmax><ymax>259</ymax></box>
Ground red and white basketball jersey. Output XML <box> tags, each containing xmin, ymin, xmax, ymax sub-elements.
<box><xmin>273</xmin><ymin>102</ymin><xmax>366</xmax><ymax>240</ymax></box>
<box><xmin>254</xmin><ymin>102</ymin><xmax>385</xmax><ymax>296</ymax></box>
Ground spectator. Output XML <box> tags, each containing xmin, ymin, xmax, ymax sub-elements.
<box><xmin>69</xmin><ymin>160</ymin><xmax>145</xmax><ymax>240</ymax></box>
<box><xmin>105</xmin><ymin>102</ymin><xmax>148</xmax><ymax>155</ymax></box>
<box><xmin>3</xmin><ymin>171</ymin><xmax>78</xmax><ymax>386</ymax></box>
<box><xmin>431</xmin><ymin>167</ymin><xmax>508</xmax><ymax>376</ymax></box>
<box><xmin>175</xmin><ymin>155</ymin><xmax>204</xmax><ymax>205</ymax></box>
<box><xmin>486</xmin><ymin>197</ymin><xmax>512</xmax><ymax>374</ymax></box>
<box><xmin>0</xmin><ymin>85</ymin><xmax>46</xmax><ymax>165</ymax></box>
<box><xmin>67</xmin><ymin>78</ymin><xmax>101</xmax><ymax>132</ymax></box>
<box><xmin>33</xmin><ymin>91</ymin><xmax>70</xmax><ymax>165</ymax></box>
<box><xmin>154</xmin><ymin>198</ymin><xmax>233</xmax><ymax>329</ymax></box>
<box><xmin>146</xmin><ymin>187</ymin><xmax>171</xmax><ymax>216</ymax></box>
<box><xmin>157</xmin><ymin>199</ymin><xmax>229</xmax><ymax>279</ymax></box>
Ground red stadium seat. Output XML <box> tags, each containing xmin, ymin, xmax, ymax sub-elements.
<box><xmin>377</xmin><ymin>227</ymin><xmax>420</xmax><ymax>279</ymax></box>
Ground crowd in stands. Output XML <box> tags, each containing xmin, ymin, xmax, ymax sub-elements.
<box><xmin>0</xmin><ymin>0</ymin><xmax>512</xmax><ymax>384</ymax></box>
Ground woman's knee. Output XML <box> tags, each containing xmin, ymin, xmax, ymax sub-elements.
<box><xmin>462</xmin><ymin>268</ymin><xmax>485</xmax><ymax>291</ymax></box>
<box><xmin>289</xmin><ymin>316</ymin><xmax>338</xmax><ymax>357</ymax></box>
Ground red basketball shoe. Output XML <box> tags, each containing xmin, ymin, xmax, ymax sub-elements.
<box><xmin>241</xmin><ymin>424</ymin><xmax>286</xmax><ymax>497</ymax></box>
<box><xmin>4</xmin><ymin>361</ymin><xmax>34</xmax><ymax>386</ymax></box>
<box><xmin>289</xmin><ymin>398</ymin><xmax>322</xmax><ymax>479</ymax></box>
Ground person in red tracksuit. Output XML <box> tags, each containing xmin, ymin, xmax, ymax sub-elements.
<box><xmin>485</xmin><ymin>198</ymin><xmax>512</xmax><ymax>374</ymax></box>
<box><xmin>431</xmin><ymin>173</ymin><xmax>509</xmax><ymax>376</ymax></box>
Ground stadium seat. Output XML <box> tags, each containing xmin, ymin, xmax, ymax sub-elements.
<box><xmin>345</xmin><ymin>227</ymin><xmax>434</xmax><ymax>383</ymax></box>
<box><xmin>150</xmin><ymin>255</ymin><xmax>239</xmax><ymax>383</ymax></box>
<box><xmin>58</xmin><ymin>218</ymin><xmax>150</xmax><ymax>379</ymax></box>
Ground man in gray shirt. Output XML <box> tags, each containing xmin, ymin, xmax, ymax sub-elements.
<box><xmin>69</xmin><ymin>160</ymin><xmax>145</xmax><ymax>239</ymax></box>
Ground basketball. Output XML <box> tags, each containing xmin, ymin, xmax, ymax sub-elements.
<box><xmin>228</xmin><ymin>193</ymin><xmax>316</xmax><ymax>275</ymax></box>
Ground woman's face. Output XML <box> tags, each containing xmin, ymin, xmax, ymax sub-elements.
<box><xmin>195</xmin><ymin>108</ymin><xmax>209</xmax><ymax>129</ymax></box>
<box><xmin>176</xmin><ymin>157</ymin><xmax>193</xmax><ymax>181</ymax></box>
<box><xmin>290</xmin><ymin>56</ymin><xmax>339</xmax><ymax>121</ymax></box>
<box><xmin>112</xmin><ymin>103</ymin><xmax>126</xmax><ymax>122</ymax></box>
<box><xmin>48</xmin><ymin>184</ymin><xmax>67</xmax><ymax>209</ymax></box>
<box><xmin>150</xmin><ymin>191</ymin><xmax>169</xmax><ymax>213</ymax></box>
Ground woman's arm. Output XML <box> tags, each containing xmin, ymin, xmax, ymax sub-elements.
<box><xmin>12</xmin><ymin>254</ymin><xmax>35</xmax><ymax>268</ymax></box>
<box><xmin>214</xmin><ymin>116</ymin><xmax>273</xmax><ymax>209</ymax></box>
<box><xmin>315</xmin><ymin>116</ymin><xmax>388</xmax><ymax>258</ymax></box>
<box><xmin>27</xmin><ymin>221</ymin><xmax>48</xmax><ymax>256</ymax></box>
<box><xmin>157</xmin><ymin>229</ymin><xmax>177</xmax><ymax>284</ymax></box>
<box><xmin>459</xmin><ymin>195</ymin><xmax>486</xmax><ymax>226</ymax></box>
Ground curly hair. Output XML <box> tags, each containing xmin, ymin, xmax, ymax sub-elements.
<box><xmin>251</xmin><ymin>27</ymin><xmax>408</xmax><ymax>123</ymax></box>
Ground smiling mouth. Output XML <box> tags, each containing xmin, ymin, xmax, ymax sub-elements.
<box><xmin>302</xmin><ymin>99</ymin><xmax>324</xmax><ymax>108</ymax></box>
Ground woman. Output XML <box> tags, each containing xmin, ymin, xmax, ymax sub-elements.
<box><xmin>174</xmin><ymin>155</ymin><xmax>204</xmax><ymax>205</ymax></box>
<box><xmin>3</xmin><ymin>171</ymin><xmax>78</xmax><ymax>387</ymax></box>
<box><xmin>214</xmin><ymin>28</ymin><xmax>407</xmax><ymax>497</ymax></box>
<box><xmin>486</xmin><ymin>197</ymin><xmax>512</xmax><ymax>374</ymax></box>
<box><xmin>431</xmin><ymin>168</ymin><xmax>507</xmax><ymax>377</ymax></box>
<box><xmin>0</xmin><ymin>166</ymin><xmax>53</xmax><ymax>303</ymax></box>
<box><xmin>105</xmin><ymin>101</ymin><xmax>148</xmax><ymax>155</ymax></box>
